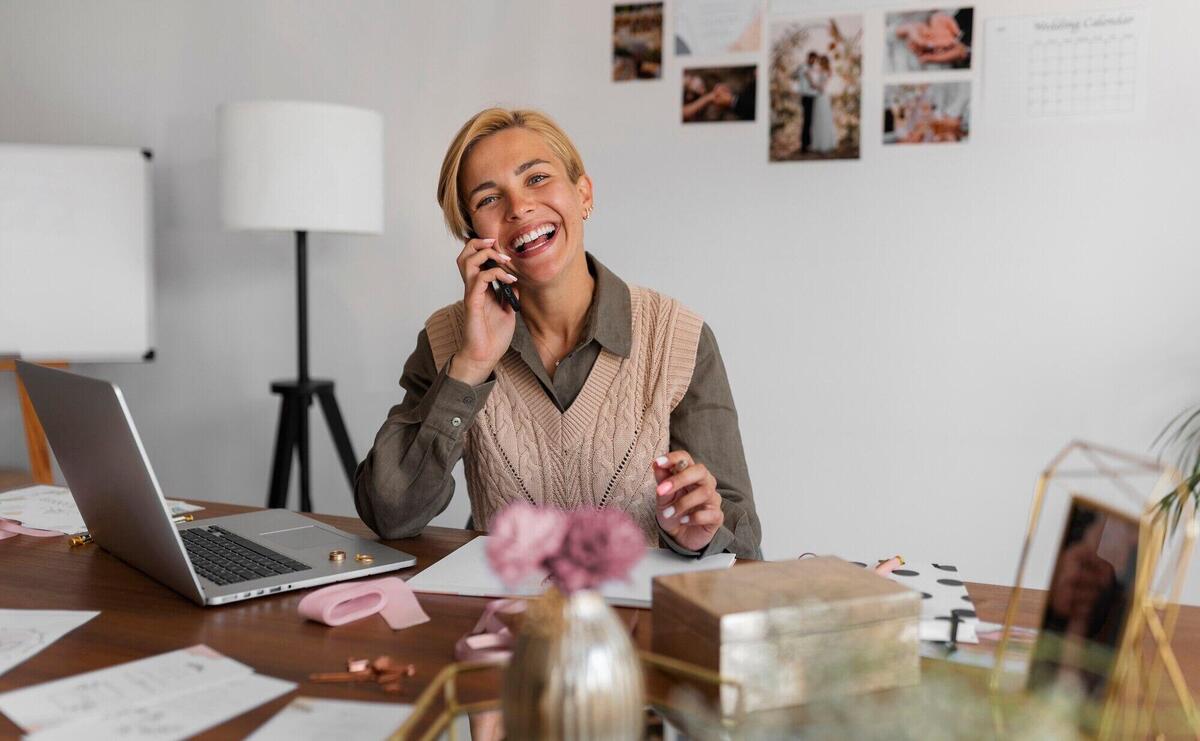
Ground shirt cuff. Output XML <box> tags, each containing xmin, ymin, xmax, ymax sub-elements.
<box><xmin>425</xmin><ymin>358</ymin><xmax>495</xmax><ymax>437</ymax></box>
<box><xmin>659</xmin><ymin>523</ymin><xmax>736</xmax><ymax>559</ymax></box>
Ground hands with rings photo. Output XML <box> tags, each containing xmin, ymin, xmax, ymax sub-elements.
<box><xmin>653</xmin><ymin>451</ymin><xmax>724</xmax><ymax>552</ymax></box>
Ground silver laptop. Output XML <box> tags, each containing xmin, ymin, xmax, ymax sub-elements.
<box><xmin>17</xmin><ymin>361</ymin><xmax>416</xmax><ymax>606</ymax></box>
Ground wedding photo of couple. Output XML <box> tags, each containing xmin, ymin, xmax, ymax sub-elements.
<box><xmin>794</xmin><ymin>51</ymin><xmax>837</xmax><ymax>152</ymax></box>
<box><xmin>769</xmin><ymin>15</ymin><xmax>863</xmax><ymax>162</ymax></box>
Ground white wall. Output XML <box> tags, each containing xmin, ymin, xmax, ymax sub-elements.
<box><xmin>2</xmin><ymin>0</ymin><xmax>1199</xmax><ymax>602</ymax></box>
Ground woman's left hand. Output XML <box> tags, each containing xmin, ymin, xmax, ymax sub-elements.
<box><xmin>653</xmin><ymin>451</ymin><xmax>724</xmax><ymax>552</ymax></box>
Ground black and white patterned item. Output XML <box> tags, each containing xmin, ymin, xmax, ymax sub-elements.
<box><xmin>850</xmin><ymin>560</ymin><xmax>980</xmax><ymax>644</ymax></box>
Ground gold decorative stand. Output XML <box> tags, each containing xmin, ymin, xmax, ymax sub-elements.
<box><xmin>390</xmin><ymin>651</ymin><xmax>742</xmax><ymax>741</ymax></box>
<box><xmin>988</xmin><ymin>440</ymin><xmax>1199</xmax><ymax>739</ymax></box>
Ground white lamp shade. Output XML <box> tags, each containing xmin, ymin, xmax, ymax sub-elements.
<box><xmin>219</xmin><ymin>100</ymin><xmax>383</xmax><ymax>234</ymax></box>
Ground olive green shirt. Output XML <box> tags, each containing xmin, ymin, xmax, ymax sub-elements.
<box><xmin>354</xmin><ymin>254</ymin><xmax>762</xmax><ymax>559</ymax></box>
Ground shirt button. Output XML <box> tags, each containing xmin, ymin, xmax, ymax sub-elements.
<box><xmin>462</xmin><ymin>395</ymin><xmax>473</xmax><ymax>405</ymax></box>
<box><xmin>451</xmin><ymin>417</ymin><xmax>462</xmax><ymax>428</ymax></box>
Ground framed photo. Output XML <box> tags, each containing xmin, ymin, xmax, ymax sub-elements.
<box><xmin>883</xmin><ymin>82</ymin><xmax>971</xmax><ymax>145</ymax></box>
<box><xmin>1027</xmin><ymin>495</ymin><xmax>1141</xmax><ymax>727</ymax></box>
<box><xmin>682</xmin><ymin>65</ymin><xmax>757</xmax><ymax>123</ymax></box>
<box><xmin>884</xmin><ymin>8</ymin><xmax>974</xmax><ymax>72</ymax></box>
<box><xmin>768</xmin><ymin>14</ymin><xmax>863</xmax><ymax>161</ymax></box>
<box><xmin>613</xmin><ymin>3</ymin><xmax>664</xmax><ymax>81</ymax></box>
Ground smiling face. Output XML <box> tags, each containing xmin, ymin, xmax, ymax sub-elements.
<box><xmin>460</xmin><ymin>127</ymin><xmax>593</xmax><ymax>286</ymax></box>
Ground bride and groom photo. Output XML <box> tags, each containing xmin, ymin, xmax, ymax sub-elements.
<box><xmin>769</xmin><ymin>15</ymin><xmax>862</xmax><ymax>162</ymax></box>
<box><xmin>796</xmin><ymin>51</ymin><xmax>837</xmax><ymax>154</ymax></box>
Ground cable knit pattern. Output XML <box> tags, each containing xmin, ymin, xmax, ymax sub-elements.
<box><xmin>425</xmin><ymin>286</ymin><xmax>702</xmax><ymax>544</ymax></box>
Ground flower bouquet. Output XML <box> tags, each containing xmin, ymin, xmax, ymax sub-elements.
<box><xmin>486</xmin><ymin>502</ymin><xmax>648</xmax><ymax>740</ymax></box>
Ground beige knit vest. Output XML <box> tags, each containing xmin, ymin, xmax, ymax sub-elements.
<box><xmin>424</xmin><ymin>286</ymin><xmax>702</xmax><ymax>544</ymax></box>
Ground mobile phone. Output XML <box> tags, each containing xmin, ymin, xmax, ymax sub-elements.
<box><xmin>482</xmin><ymin>258</ymin><xmax>521</xmax><ymax>312</ymax></box>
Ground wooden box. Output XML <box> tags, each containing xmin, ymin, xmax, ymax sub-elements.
<box><xmin>651</xmin><ymin>556</ymin><xmax>921</xmax><ymax>715</ymax></box>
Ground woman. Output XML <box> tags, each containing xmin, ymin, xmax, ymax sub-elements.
<box><xmin>809</xmin><ymin>56</ymin><xmax>838</xmax><ymax>153</ymax></box>
<box><xmin>354</xmin><ymin>108</ymin><xmax>761</xmax><ymax>560</ymax></box>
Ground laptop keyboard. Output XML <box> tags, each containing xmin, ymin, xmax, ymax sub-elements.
<box><xmin>181</xmin><ymin>525</ymin><xmax>311</xmax><ymax>586</ymax></box>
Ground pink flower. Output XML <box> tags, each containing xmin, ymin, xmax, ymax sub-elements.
<box><xmin>545</xmin><ymin>509</ymin><xmax>646</xmax><ymax>594</ymax></box>
<box><xmin>486</xmin><ymin>503</ymin><xmax>568</xmax><ymax>586</ymax></box>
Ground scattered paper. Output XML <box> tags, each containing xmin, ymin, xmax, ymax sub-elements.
<box><xmin>167</xmin><ymin>501</ymin><xmax>203</xmax><ymax>515</ymax></box>
<box><xmin>921</xmin><ymin>622</ymin><xmax>1037</xmax><ymax>674</ymax></box>
<box><xmin>0</xmin><ymin>485</ymin><xmax>202</xmax><ymax>536</ymax></box>
<box><xmin>30</xmin><ymin>673</ymin><xmax>294</xmax><ymax>741</ymax></box>
<box><xmin>408</xmin><ymin>536</ymin><xmax>736</xmax><ymax>608</ymax></box>
<box><xmin>0</xmin><ymin>609</ymin><xmax>99</xmax><ymax>678</ymax></box>
<box><xmin>247</xmin><ymin>697</ymin><xmax>472</xmax><ymax>741</ymax></box>
<box><xmin>0</xmin><ymin>644</ymin><xmax>287</xmax><ymax>737</ymax></box>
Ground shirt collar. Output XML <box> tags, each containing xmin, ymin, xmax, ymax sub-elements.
<box><xmin>584</xmin><ymin>253</ymin><xmax>632</xmax><ymax>358</ymax></box>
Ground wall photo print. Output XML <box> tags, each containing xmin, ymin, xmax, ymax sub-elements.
<box><xmin>885</xmin><ymin>8</ymin><xmax>974</xmax><ymax>72</ymax></box>
<box><xmin>613</xmin><ymin>3</ymin><xmax>664</xmax><ymax>81</ymax></box>
<box><xmin>674</xmin><ymin>0</ymin><xmax>762</xmax><ymax>56</ymax></box>
<box><xmin>769</xmin><ymin>15</ymin><xmax>863</xmax><ymax>162</ymax></box>
<box><xmin>884</xmin><ymin>82</ymin><xmax>971</xmax><ymax>144</ymax></box>
<box><xmin>683</xmin><ymin>66</ymin><xmax>757</xmax><ymax>123</ymax></box>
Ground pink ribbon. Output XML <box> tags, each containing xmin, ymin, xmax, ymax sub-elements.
<box><xmin>298</xmin><ymin>577</ymin><xmax>430</xmax><ymax>630</ymax></box>
<box><xmin>0</xmin><ymin>518</ymin><xmax>63</xmax><ymax>540</ymax></box>
<box><xmin>454</xmin><ymin>599</ymin><xmax>527</xmax><ymax>663</ymax></box>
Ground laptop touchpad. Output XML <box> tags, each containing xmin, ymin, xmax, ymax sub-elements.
<box><xmin>260</xmin><ymin>526</ymin><xmax>349</xmax><ymax>550</ymax></box>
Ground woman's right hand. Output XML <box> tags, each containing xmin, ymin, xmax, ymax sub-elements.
<box><xmin>448</xmin><ymin>237</ymin><xmax>519</xmax><ymax>386</ymax></box>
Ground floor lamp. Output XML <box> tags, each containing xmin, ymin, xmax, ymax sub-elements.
<box><xmin>219</xmin><ymin>100</ymin><xmax>383</xmax><ymax>512</ymax></box>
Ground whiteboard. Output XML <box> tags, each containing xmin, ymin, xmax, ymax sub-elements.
<box><xmin>0</xmin><ymin>144</ymin><xmax>154</xmax><ymax>361</ymax></box>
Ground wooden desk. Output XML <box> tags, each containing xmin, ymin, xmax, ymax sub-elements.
<box><xmin>1</xmin><ymin>500</ymin><xmax>1198</xmax><ymax>738</ymax></box>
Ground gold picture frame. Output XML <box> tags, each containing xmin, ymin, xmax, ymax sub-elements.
<box><xmin>988</xmin><ymin>440</ymin><xmax>1198</xmax><ymax>738</ymax></box>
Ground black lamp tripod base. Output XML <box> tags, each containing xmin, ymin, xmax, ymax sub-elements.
<box><xmin>264</xmin><ymin>230</ymin><xmax>358</xmax><ymax>512</ymax></box>
<box><xmin>266</xmin><ymin>379</ymin><xmax>357</xmax><ymax>512</ymax></box>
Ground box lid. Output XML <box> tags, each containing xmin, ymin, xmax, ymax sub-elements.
<box><xmin>652</xmin><ymin>556</ymin><xmax>920</xmax><ymax>643</ymax></box>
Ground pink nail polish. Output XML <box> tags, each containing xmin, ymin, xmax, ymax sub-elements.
<box><xmin>680</xmin><ymin>515</ymin><xmax>691</xmax><ymax>525</ymax></box>
<box><xmin>655</xmin><ymin>456</ymin><xmax>669</xmax><ymax>467</ymax></box>
<box><xmin>657</xmin><ymin>481</ymin><xmax>672</xmax><ymax>495</ymax></box>
<box><xmin>663</xmin><ymin>506</ymin><xmax>675</xmax><ymax>519</ymax></box>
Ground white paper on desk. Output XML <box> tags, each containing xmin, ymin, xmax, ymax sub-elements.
<box><xmin>855</xmin><ymin>559</ymin><xmax>980</xmax><ymax>644</ymax></box>
<box><xmin>0</xmin><ymin>644</ymin><xmax>253</xmax><ymax>733</ymax></box>
<box><xmin>29</xmin><ymin>672</ymin><xmax>295</xmax><ymax>741</ymax></box>
<box><xmin>0</xmin><ymin>485</ymin><xmax>202</xmax><ymax>535</ymax></box>
<box><xmin>247</xmin><ymin>697</ymin><xmax>469</xmax><ymax>741</ymax></box>
<box><xmin>166</xmin><ymin>500</ymin><xmax>203</xmax><ymax>515</ymax></box>
<box><xmin>0</xmin><ymin>609</ymin><xmax>99</xmax><ymax>678</ymax></box>
<box><xmin>408</xmin><ymin>536</ymin><xmax>736</xmax><ymax>608</ymax></box>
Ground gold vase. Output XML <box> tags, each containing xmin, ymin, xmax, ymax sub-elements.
<box><xmin>502</xmin><ymin>589</ymin><xmax>645</xmax><ymax>740</ymax></box>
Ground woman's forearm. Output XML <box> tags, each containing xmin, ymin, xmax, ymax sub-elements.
<box><xmin>353</xmin><ymin>331</ymin><xmax>493</xmax><ymax>538</ymax></box>
<box><xmin>353</xmin><ymin>398</ymin><xmax>460</xmax><ymax>539</ymax></box>
<box><xmin>664</xmin><ymin>323</ymin><xmax>763</xmax><ymax>559</ymax></box>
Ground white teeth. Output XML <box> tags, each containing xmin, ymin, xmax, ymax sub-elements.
<box><xmin>511</xmin><ymin>224</ymin><xmax>556</xmax><ymax>250</ymax></box>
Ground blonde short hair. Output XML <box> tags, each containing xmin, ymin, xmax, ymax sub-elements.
<box><xmin>437</xmin><ymin>108</ymin><xmax>586</xmax><ymax>240</ymax></box>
